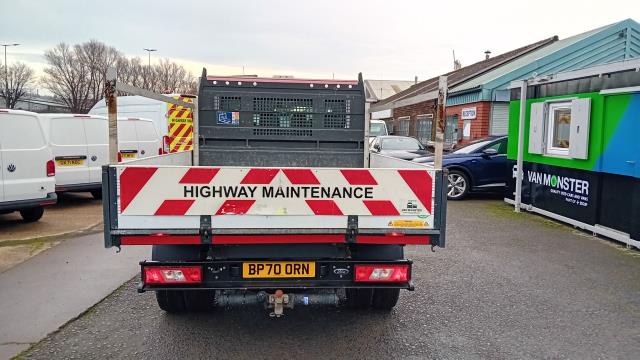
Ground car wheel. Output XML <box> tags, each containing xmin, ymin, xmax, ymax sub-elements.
<box><xmin>20</xmin><ymin>207</ymin><xmax>45</xmax><ymax>222</ymax></box>
<box><xmin>90</xmin><ymin>190</ymin><xmax>102</xmax><ymax>200</ymax></box>
<box><xmin>447</xmin><ymin>170</ymin><xmax>470</xmax><ymax>200</ymax></box>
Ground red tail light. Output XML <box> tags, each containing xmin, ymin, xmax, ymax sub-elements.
<box><xmin>162</xmin><ymin>135</ymin><xmax>171</xmax><ymax>154</ymax></box>
<box><xmin>158</xmin><ymin>147</ymin><xmax>163</xmax><ymax>155</ymax></box>
<box><xmin>144</xmin><ymin>266</ymin><xmax>202</xmax><ymax>284</ymax></box>
<box><xmin>117</xmin><ymin>151</ymin><xmax>122</xmax><ymax>163</ymax></box>
<box><xmin>46</xmin><ymin>160</ymin><xmax>55</xmax><ymax>177</ymax></box>
<box><xmin>354</xmin><ymin>264</ymin><xmax>409</xmax><ymax>282</ymax></box>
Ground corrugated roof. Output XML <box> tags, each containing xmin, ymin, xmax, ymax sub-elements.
<box><xmin>449</xmin><ymin>18</ymin><xmax>640</xmax><ymax>95</ymax></box>
<box><xmin>364</xmin><ymin>80</ymin><xmax>416</xmax><ymax>102</ymax></box>
<box><xmin>370</xmin><ymin>36</ymin><xmax>558</xmax><ymax>111</ymax></box>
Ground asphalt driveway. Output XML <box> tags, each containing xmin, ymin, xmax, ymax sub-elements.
<box><xmin>19</xmin><ymin>198</ymin><xmax>640</xmax><ymax>359</ymax></box>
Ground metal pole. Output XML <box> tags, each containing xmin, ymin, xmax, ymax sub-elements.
<box><xmin>2</xmin><ymin>43</ymin><xmax>20</xmax><ymax>108</ymax></box>
<box><xmin>514</xmin><ymin>80</ymin><xmax>528</xmax><ymax>212</ymax></box>
<box><xmin>105</xmin><ymin>67</ymin><xmax>119</xmax><ymax>164</ymax></box>
<box><xmin>191</xmin><ymin>97</ymin><xmax>199</xmax><ymax>166</ymax></box>
<box><xmin>3</xmin><ymin>46</ymin><xmax>7</xmax><ymax>107</ymax></box>
<box><xmin>434</xmin><ymin>76</ymin><xmax>448</xmax><ymax>169</ymax></box>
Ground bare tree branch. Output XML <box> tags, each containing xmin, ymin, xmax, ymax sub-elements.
<box><xmin>1</xmin><ymin>62</ymin><xmax>36</xmax><ymax>109</ymax></box>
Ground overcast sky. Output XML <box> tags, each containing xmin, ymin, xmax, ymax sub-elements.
<box><xmin>1</xmin><ymin>0</ymin><xmax>638</xmax><ymax>82</ymax></box>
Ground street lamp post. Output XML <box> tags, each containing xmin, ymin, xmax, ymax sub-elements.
<box><xmin>2</xmin><ymin>43</ymin><xmax>20</xmax><ymax>107</ymax></box>
<box><xmin>143</xmin><ymin>48</ymin><xmax>157</xmax><ymax>67</ymax></box>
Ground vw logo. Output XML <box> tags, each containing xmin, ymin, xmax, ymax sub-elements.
<box><xmin>141</xmin><ymin>150</ymin><xmax>146</xmax><ymax>155</ymax></box>
<box><xmin>7</xmin><ymin>164</ymin><xmax>16</xmax><ymax>172</ymax></box>
<box><xmin>333</xmin><ymin>268</ymin><xmax>350</xmax><ymax>275</ymax></box>
<box><xmin>91</xmin><ymin>155</ymin><xmax>98</xmax><ymax>161</ymax></box>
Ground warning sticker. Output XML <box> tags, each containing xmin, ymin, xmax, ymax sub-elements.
<box><xmin>217</xmin><ymin>111</ymin><xmax>240</xmax><ymax>125</ymax></box>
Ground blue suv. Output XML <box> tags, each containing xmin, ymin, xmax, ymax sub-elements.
<box><xmin>413</xmin><ymin>136</ymin><xmax>508</xmax><ymax>200</ymax></box>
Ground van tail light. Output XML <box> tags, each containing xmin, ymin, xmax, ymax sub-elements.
<box><xmin>46</xmin><ymin>160</ymin><xmax>55</xmax><ymax>177</ymax></box>
<box><xmin>158</xmin><ymin>147</ymin><xmax>163</xmax><ymax>155</ymax></box>
<box><xmin>117</xmin><ymin>152</ymin><xmax>122</xmax><ymax>163</ymax></box>
<box><xmin>143</xmin><ymin>266</ymin><xmax>202</xmax><ymax>284</ymax></box>
<box><xmin>354</xmin><ymin>264</ymin><xmax>409</xmax><ymax>283</ymax></box>
<box><xmin>162</xmin><ymin>135</ymin><xmax>171</xmax><ymax>154</ymax></box>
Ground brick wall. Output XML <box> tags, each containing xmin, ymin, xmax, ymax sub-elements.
<box><xmin>388</xmin><ymin>100</ymin><xmax>493</xmax><ymax>144</ymax></box>
<box><xmin>390</xmin><ymin>99</ymin><xmax>436</xmax><ymax>137</ymax></box>
<box><xmin>446</xmin><ymin>101</ymin><xmax>492</xmax><ymax>143</ymax></box>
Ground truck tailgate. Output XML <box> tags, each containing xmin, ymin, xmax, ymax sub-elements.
<box><xmin>103</xmin><ymin>164</ymin><xmax>446</xmax><ymax>247</ymax></box>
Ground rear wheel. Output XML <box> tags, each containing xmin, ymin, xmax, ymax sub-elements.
<box><xmin>90</xmin><ymin>190</ymin><xmax>102</xmax><ymax>199</ymax></box>
<box><xmin>346</xmin><ymin>288</ymin><xmax>373</xmax><ymax>309</ymax></box>
<box><xmin>20</xmin><ymin>207</ymin><xmax>44</xmax><ymax>222</ymax></box>
<box><xmin>372</xmin><ymin>288</ymin><xmax>400</xmax><ymax>310</ymax></box>
<box><xmin>447</xmin><ymin>170</ymin><xmax>470</xmax><ymax>200</ymax></box>
<box><xmin>151</xmin><ymin>245</ymin><xmax>214</xmax><ymax>313</ymax></box>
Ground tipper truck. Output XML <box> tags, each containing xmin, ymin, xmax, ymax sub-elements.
<box><xmin>102</xmin><ymin>70</ymin><xmax>447</xmax><ymax>316</ymax></box>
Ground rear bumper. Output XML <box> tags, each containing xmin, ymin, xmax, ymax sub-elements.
<box><xmin>56</xmin><ymin>182</ymin><xmax>101</xmax><ymax>193</ymax></box>
<box><xmin>138</xmin><ymin>259</ymin><xmax>413</xmax><ymax>292</ymax></box>
<box><xmin>0</xmin><ymin>192</ymin><xmax>57</xmax><ymax>212</ymax></box>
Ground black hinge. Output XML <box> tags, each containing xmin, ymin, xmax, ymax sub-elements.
<box><xmin>200</xmin><ymin>215</ymin><xmax>212</xmax><ymax>244</ymax></box>
<box><xmin>346</xmin><ymin>215</ymin><xmax>358</xmax><ymax>243</ymax></box>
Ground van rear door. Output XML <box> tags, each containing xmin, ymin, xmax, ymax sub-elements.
<box><xmin>49</xmin><ymin>116</ymin><xmax>90</xmax><ymax>187</ymax></box>
<box><xmin>84</xmin><ymin>116</ymin><xmax>108</xmax><ymax>184</ymax></box>
<box><xmin>0</xmin><ymin>112</ymin><xmax>51</xmax><ymax>201</ymax></box>
<box><xmin>117</xmin><ymin>119</ymin><xmax>139</xmax><ymax>160</ymax></box>
<box><xmin>134</xmin><ymin>120</ymin><xmax>161</xmax><ymax>158</ymax></box>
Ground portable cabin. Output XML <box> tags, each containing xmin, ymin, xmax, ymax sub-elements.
<box><xmin>506</xmin><ymin>59</ymin><xmax>640</xmax><ymax>249</ymax></box>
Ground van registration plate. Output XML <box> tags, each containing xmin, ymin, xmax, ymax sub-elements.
<box><xmin>56</xmin><ymin>159</ymin><xmax>84</xmax><ymax>166</ymax></box>
<box><xmin>121</xmin><ymin>153</ymin><xmax>136</xmax><ymax>159</ymax></box>
<box><xmin>242</xmin><ymin>262</ymin><xmax>315</xmax><ymax>278</ymax></box>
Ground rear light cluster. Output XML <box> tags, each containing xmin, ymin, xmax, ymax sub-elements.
<box><xmin>354</xmin><ymin>264</ymin><xmax>409</xmax><ymax>283</ymax></box>
<box><xmin>46</xmin><ymin>160</ymin><xmax>55</xmax><ymax>177</ymax></box>
<box><xmin>162</xmin><ymin>135</ymin><xmax>171</xmax><ymax>154</ymax></box>
<box><xmin>144</xmin><ymin>266</ymin><xmax>202</xmax><ymax>284</ymax></box>
<box><xmin>117</xmin><ymin>152</ymin><xmax>122</xmax><ymax>163</ymax></box>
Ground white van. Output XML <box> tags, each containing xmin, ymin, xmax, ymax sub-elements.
<box><xmin>369</xmin><ymin>119</ymin><xmax>389</xmax><ymax>143</ymax></box>
<box><xmin>38</xmin><ymin>114</ymin><xmax>162</xmax><ymax>198</ymax></box>
<box><xmin>89</xmin><ymin>94</ymin><xmax>195</xmax><ymax>153</ymax></box>
<box><xmin>89</xmin><ymin>96</ymin><xmax>167</xmax><ymax>137</ymax></box>
<box><xmin>0</xmin><ymin>109</ymin><xmax>56</xmax><ymax>222</ymax></box>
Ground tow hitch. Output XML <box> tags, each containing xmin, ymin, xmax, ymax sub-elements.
<box><xmin>268</xmin><ymin>290</ymin><xmax>289</xmax><ymax>317</ymax></box>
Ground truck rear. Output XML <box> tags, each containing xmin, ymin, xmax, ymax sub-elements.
<box><xmin>102</xmin><ymin>71</ymin><xmax>446</xmax><ymax>315</ymax></box>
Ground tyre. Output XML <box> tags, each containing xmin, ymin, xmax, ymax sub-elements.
<box><xmin>372</xmin><ymin>288</ymin><xmax>400</xmax><ymax>310</ymax></box>
<box><xmin>90</xmin><ymin>190</ymin><xmax>102</xmax><ymax>199</ymax></box>
<box><xmin>151</xmin><ymin>245</ymin><xmax>214</xmax><ymax>313</ymax></box>
<box><xmin>155</xmin><ymin>290</ymin><xmax>186</xmax><ymax>313</ymax></box>
<box><xmin>447</xmin><ymin>169</ymin><xmax>470</xmax><ymax>200</ymax></box>
<box><xmin>20</xmin><ymin>207</ymin><xmax>44</xmax><ymax>222</ymax></box>
<box><xmin>346</xmin><ymin>288</ymin><xmax>373</xmax><ymax>309</ymax></box>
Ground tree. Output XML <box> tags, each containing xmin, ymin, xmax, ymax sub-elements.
<box><xmin>41</xmin><ymin>41</ymin><xmax>121</xmax><ymax>113</ymax></box>
<box><xmin>75</xmin><ymin>40</ymin><xmax>121</xmax><ymax>105</ymax></box>
<box><xmin>42</xmin><ymin>40</ymin><xmax>197</xmax><ymax>112</ymax></box>
<box><xmin>0</xmin><ymin>62</ymin><xmax>36</xmax><ymax>109</ymax></box>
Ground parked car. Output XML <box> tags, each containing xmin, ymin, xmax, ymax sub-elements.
<box><xmin>0</xmin><ymin>109</ymin><xmax>57</xmax><ymax>222</ymax></box>
<box><xmin>369</xmin><ymin>135</ymin><xmax>430</xmax><ymax>160</ymax></box>
<box><xmin>368</xmin><ymin>120</ymin><xmax>389</xmax><ymax>143</ymax></box>
<box><xmin>39</xmin><ymin>114</ymin><xmax>162</xmax><ymax>198</ymax></box>
<box><xmin>414</xmin><ymin>136</ymin><xmax>508</xmax><ymax>200</ymax></box>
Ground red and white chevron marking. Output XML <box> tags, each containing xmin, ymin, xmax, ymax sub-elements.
<box><xmin>118</xmin><ymin>166</ymin><xmax>434</xmax><ymax>217</ymax></box>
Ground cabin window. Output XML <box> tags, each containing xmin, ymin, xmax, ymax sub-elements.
<box><xmin>545</xmin><ymin>102</ymin><xmax>572</xmax><ymax>156</ymax></box>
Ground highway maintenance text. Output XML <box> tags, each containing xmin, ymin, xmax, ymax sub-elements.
<box><xmin>183</xmin><ymin>185</ymin><xmax>375</xmax><ymax>199</ymax></box>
